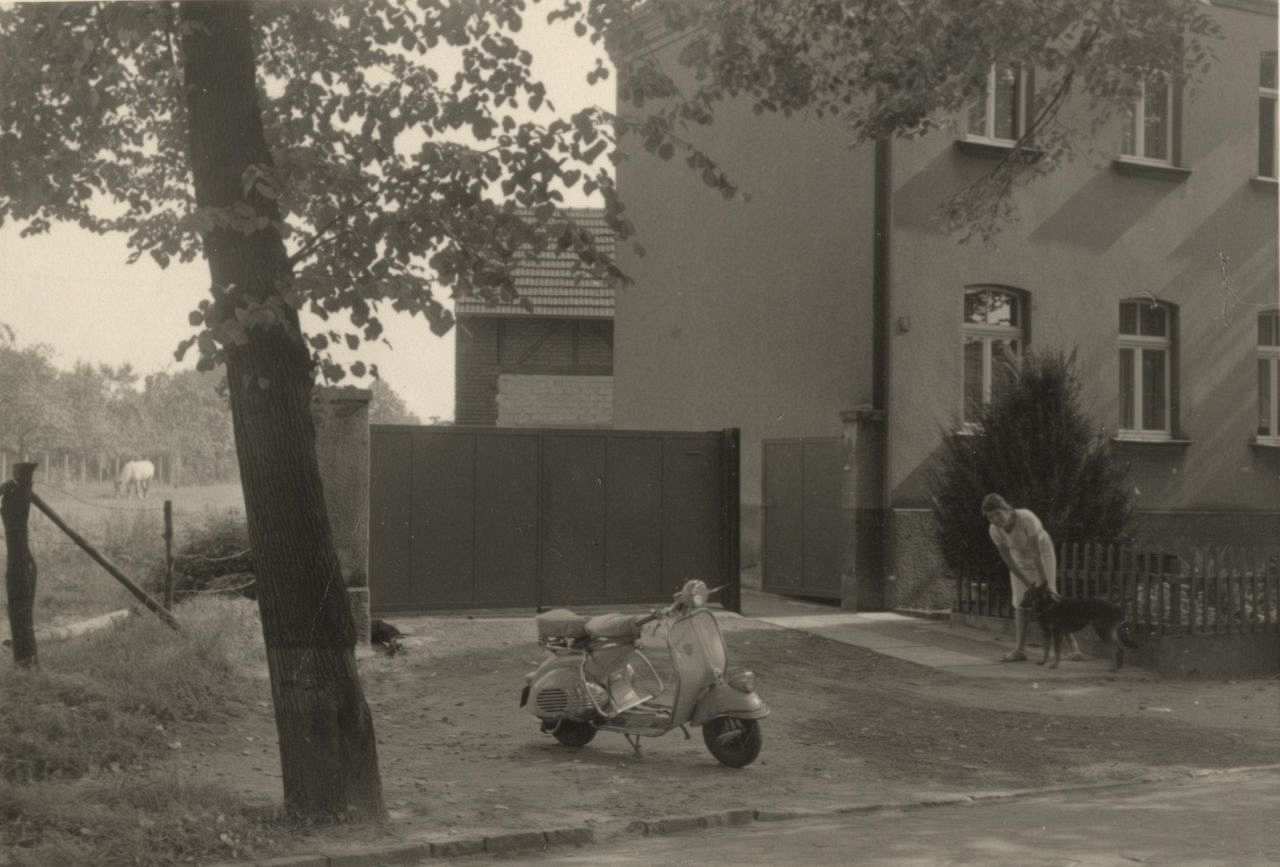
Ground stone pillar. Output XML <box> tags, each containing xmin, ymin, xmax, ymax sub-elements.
<box><xmin>839</xmin><ymin>406</ymin><xmax>887</xmax><ymax>611</ymax></box>
<box><xmin>312</xmin><ymin>386</ymin><xmax>373</xmax><ymax>644</ymax></box>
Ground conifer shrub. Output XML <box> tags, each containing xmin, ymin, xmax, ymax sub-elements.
<box><xmin>928</xmin><ymin>349</ymin><xmax>1134</xmax><ymax>585</ymax></box>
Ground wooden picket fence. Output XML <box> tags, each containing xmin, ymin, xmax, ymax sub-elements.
<box><xmin>955</xmin><ymin>543</ymin><xmax>1280</xmax><ymax>635</ymax></box>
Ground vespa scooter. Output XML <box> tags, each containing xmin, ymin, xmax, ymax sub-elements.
<box><xmin>520</xmin><ymin>580</ymin><xmax>768</xmax><ymax>768</ymax></box>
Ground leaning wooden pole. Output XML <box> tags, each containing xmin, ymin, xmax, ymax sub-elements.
<box><xmin>28</xmin><ymin>492</ymin><xmax>180</xmax><ymax>631</ymax></box>
<box><xmin>2</xmin><ymin>463</ymin><xmax>40</xmax><ymax>667</ymax></box>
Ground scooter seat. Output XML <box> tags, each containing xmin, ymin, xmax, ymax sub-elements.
<box><xmin>585</xmin><ymin>613</ymin><xmax>643</xmax><ymax>640</ymax></box>
<box><xmin>536</xmin><ymin>608</ymin><xmax>589</xmax><ymax>641</ymax></box>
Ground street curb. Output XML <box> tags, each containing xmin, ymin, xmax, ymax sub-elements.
<box><xmin>227</xmin><ymin>763</ymin><xmax>1280</xmax><ymax>865</ymax></box>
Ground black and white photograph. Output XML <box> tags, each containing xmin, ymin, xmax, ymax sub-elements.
<box><xmin>1</xmin><ymin>1</ymin><xmax>1278</xmax><ymax>864</ymax></box>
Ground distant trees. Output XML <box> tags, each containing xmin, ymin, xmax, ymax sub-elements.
<box><xmin>0</xmin><ymin>333</ymin><xmax>423</xmax><ymax>484</ymax></box>
<box><xmin>367</xmin><ymin>377</ymin><xmax>422</xmax><ymax>426</ymax></box>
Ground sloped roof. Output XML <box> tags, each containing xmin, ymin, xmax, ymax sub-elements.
<box><xmin>454</xmin><ymin>208</ymin><xmax>615</xmax><ymax>319</ymax></box>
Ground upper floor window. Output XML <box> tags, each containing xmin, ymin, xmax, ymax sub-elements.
<box><xmin>963</xmin><ymin>286</ymin><xmax>1025</xmax><ymax>425</ymax></box>
<box><xmin>1121</xmin><ymin>75</ymin><xmax>1175</xmax><ymax>166</ymax></box>
<box><xmin>967</xmin><ymin>65</ymin><xmax>1028</xmax><ymax>144</ymax></box>
<box><xmin>1260</xmin><ymin>52</ymin><xmax>1277</xmax><ymax>179</ymax></box>
<box><xmin>1259</xmin><ymin>309</ymin><xmax>1280</xmax><ymax>444</ymax></box>
<box><xmin>1118</xmin><ymin>300</ymin><xmax>1176</xmax><ymax>440</ymax></box>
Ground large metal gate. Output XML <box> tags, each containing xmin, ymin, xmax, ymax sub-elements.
<box><xmin>761</xmin><ymin>438</ymin><xmax>843</xmax><ymax>599</ymax></box>
<box><xmin>370</xmin><ymin>426</ymin><xmax>740</xmax><ymax>613</ymax></box>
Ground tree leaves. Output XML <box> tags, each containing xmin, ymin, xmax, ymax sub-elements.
<box><xmin>0</xmin><ymin>0</ymin><xmax>1219</xmax><ymax>381</ymax></box>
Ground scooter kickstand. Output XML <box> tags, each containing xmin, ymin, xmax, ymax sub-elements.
<box><xmin>624</xmin><ymin>734</ymin><xmax>643</xmax><ymax>756</ymax></box>
<box><xmin>679</xmin><ymin>724</ymin><xmax>691</xmax><ymax>741</ymax></box>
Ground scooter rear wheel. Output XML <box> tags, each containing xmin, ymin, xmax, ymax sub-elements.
<box><xmin>550</xmin><ymin>720</ymin><xmax>597</xmax><ymax>747</ymax></box>
<box><xmin>702</xmin><ymin>717</ymin><xmax>762</xmax><ymax>768</ymax></box>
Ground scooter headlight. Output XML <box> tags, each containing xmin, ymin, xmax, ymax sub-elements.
<box><xmin>727</xmin><ymin>670</ymin><xmax>756</xmax><ymax>693</ymax></box>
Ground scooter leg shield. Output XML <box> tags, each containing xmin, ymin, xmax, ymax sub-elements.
<box><xmin>691</xmin><ymin>683</ymin><xmax>770</xmax><ymax>725</ymax></box>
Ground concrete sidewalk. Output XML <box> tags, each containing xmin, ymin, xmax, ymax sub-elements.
<box><xmin>738</xmin><ymin>588</ymin><xmax>1137</xmax><ymax>680</ymax></box>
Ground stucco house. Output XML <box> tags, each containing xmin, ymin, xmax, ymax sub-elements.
<box><xmin>609</xmin><ymin>2</ymin><xmax>1280</xmax><ymax>609</ymax></box>
<box><xmin>454</xmin><ymin>208</ymin><xmax>615</xmax><ymax>428</ymax></box>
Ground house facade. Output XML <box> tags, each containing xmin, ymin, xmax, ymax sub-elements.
<box><xmin>454</xmin><ymin>208</ymin><xmax>615</xmax><ymax>428</ymax></box>
<box><xmin>611</xmin><ymin>2</ymin><xmax>1280</xmax><ymax>608</ymax></box>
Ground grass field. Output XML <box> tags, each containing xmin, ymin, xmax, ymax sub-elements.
<box><xmin>0</xmin><ymin>481</ymin><xmax>247</xmax><ymax>629</ymax></box>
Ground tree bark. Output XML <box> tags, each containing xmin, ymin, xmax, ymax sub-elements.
<box><xmin>179</xmin><ymin>1</ymin><xmax>384</xmax><ymax>822</ymax></box>
<box><xmin>2</xmin><ymin>462</ymin><xmax>39</xmax><ymax>668</ymax></box>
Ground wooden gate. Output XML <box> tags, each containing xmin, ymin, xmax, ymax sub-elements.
<box><xmin>370</xmin><ymin>426</ymin><xmax>740</xmax><ymax>613</ymax></box>
<box><xmin>761</xmin><ymin>438</ymin><xmax>843</xmax><ymax>600</ymax></box>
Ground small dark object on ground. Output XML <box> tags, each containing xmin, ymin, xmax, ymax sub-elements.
<box><xmin>371</xmin><ymin>619</ymin><xmax>405</xmax><ymax>655</ymax></box>
<box><xmin>1022</xmin><ymin>584</ymin><xmax>1140</xmax><ymax>672</ymax></box>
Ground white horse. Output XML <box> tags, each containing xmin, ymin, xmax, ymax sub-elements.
<box><xmin>115</xmin><ymin>459</ymin><xmax>156</xmax><ymax>499</ymax></box>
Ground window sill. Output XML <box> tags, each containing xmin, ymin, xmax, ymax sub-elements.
<box><xmin>1251</xmin><ymin>437</ymin><xmax>1280</xmax><ymax>449</ymax></box>
<box><xmin>1111</xmin><ymin>434</ymin><xmax>1192</xmax><ymax>446</ymax></box>
<box><xmin>1111</xmin><ymin>158</ymin><xmax>1191</xmax><ymax>181</ymax></box>
<box><xmin>1250</xmin><ymin>176</ymin><xmax>1278</xmax><ymax>189</ymax></box>
<box><xmin>954</xmin><ymin>138</ymin><xmax>1045</xmax><ymax>163</ymax></box>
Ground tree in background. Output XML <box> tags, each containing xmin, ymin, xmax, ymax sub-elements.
<box><xmin>58</xmin><ymin>361</ymin><xmax>115</xmax><ymax>480</ymax></box>
<box><xmin>367</xmin><ymin>377</ymin><xmax>422</xmax><ymax>427</ymax></box>
<box><xmin>0</xmin><ymin>340</ymin><xmax>71</xmax><ymax>460</ymax></box>
<box><xmin>0</xmin><ymin>0</ymin><xmax>1212</xmax><ymax>825</ymax></box>
<box><xmin>928</xmin><ymin>350</ymin><xmax>1134</xmax><ymax>584</ymax></box>
<box><xmin>143</xmin><ymin>369</ymin><xmax>238</xmax><ymax>483</ymax></box>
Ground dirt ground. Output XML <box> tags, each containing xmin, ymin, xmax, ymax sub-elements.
<box><xmin>157</xmin><ymin>611</ymin><xmax>1280</xmax><ymax>856</ymax></box>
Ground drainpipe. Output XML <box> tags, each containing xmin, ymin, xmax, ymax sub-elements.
<box><xmin>872</xmin><ymin>135</ymin><xmax>892</xmax><ymax>609</ymax></box>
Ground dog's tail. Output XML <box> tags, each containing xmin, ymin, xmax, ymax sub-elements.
<box><xmin>1117</xmin><ymin>620</ymin><xmax>1142</xmax><ymax>649</ymax></box>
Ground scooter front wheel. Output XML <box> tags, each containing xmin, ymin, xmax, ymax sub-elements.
<box><xmin>549</xmin><ymin>719</ymin><xmax>597</xmax><ymax>747</ymax></box>
<box><xmin>702</xmin><ymin>717</ymin><xmax>762</xmax><ymax>768</ymax></box>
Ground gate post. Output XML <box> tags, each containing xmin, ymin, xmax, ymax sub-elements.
<box><xmin>720</xmin><ymin>428</ymin><xmax>742</xmax><ymax>614</ymax></box>
<box><xmin>839</xmin><ymin>406</ymin><xmax>886</xmax><ymax>611</ymax></box>
<box><xmin>312</xmin><ymin>386</ymin><xmax>373</xmax><ymax>644</ymax></box>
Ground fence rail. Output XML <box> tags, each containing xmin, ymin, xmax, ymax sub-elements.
<box><xmin>955</xmin><ymin>543</ymin><xmax>1280</xmax><ymax>635</ymax></box>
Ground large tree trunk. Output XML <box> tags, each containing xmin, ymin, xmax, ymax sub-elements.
<box><xmin>179</xmin><ymin>1</ymin><xmax>384</xmax><ymax>822</ymax></box>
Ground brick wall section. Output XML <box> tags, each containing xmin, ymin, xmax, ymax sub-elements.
<box><xmin>455</xmin><ymin>318</ymin><xmax>500</xmax><ymax>425</ymax></box>
<box><xmin>496</xmin><ymin>374</ymin><xmax>613</xmax><ymax>427</ymax></box>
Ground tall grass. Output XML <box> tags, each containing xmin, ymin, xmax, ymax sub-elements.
<box><xmin>0</xmin><ymin>482</ymin><xmax>247</xmax><ymax>625</ymax></box>
<box><xmin>1</xmin><ymin>597</ymin><xmax>277</xmax><ymax>865</ymax></box>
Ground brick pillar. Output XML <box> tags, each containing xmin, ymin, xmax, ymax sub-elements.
<box><xmin>839</xmin><ymin>406</ymin><xmax>887</xmax><ymax>611</ymax></box>
<box><xmin>312</xmin><ymin>386</ymin><xmax>372</xmax><ymax>644</ymax></box>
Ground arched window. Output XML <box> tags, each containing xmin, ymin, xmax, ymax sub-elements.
<box><xmin>962</xmin><ymin>286</ymin><xmax>1026</xmax><ymax>425</ymax></box>
<box><xmin>1259</xmin><ymin>308</ymin><xmax>1280</xmax><ymax>445</ymax></box>
<box><xmin>1118</xmin><ymin>299</ymin><xmax>1177</xmax><ymax>439</ymax></box>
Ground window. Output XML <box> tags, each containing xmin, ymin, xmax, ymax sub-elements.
<box><xmin>1260</xmin><ymin>53</ymin><xmax>1277</xmax><ymax>179</ymax></box>
<box><xmin>1118</xmin><ymin>300</ymin><xmax>1175</xmax><ymax>440</ymax></box>
<box><xmin>1121</xmin><ymin>75</ymin><xmax>1175</xmax><ymax>165</ymax></box>
<box><xmin>962</xmin><ymin>287</ymin><xmax>1025</xmax><ymax>425</ymax></box>
<box><xmin>1259</xmin><ymin>309</ymin><xmax>1280</xmax><ymax>444</ymax></box>
<box><xmin>967</xmin><ymin>65</ymin><xmax>1028</xmax><ymax>144</ymax></box>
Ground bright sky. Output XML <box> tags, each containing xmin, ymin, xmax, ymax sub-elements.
<box><xmin>0</xmin><ymin>9</ymin><xmax>614</xmax><ymax>422</ymax></box>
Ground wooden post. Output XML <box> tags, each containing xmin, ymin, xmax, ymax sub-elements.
<box><xmin>27</xmin><ymin>491</ymin><xmax>180</xmax><ymax>631</ymax></box>
<box><xmin>163</xmin><ymin>500</ymin><xmax>175</xmax><ymax>610</ymax></box>
<box><xmin>2</xmin><ymin>463</ymin><xmax>40</xmax><ymax>667</ymax></box>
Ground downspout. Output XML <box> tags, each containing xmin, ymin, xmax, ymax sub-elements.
<box><xmin>872</xmin><ymin>136</ymin><xmax>892</xmax><ymax>608</ymax></box>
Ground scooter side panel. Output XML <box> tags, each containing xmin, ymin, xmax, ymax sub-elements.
<box><xmin>690</xmin><ymin>683</ymin><xmax>770</xmax><ymax>724</ymax></box>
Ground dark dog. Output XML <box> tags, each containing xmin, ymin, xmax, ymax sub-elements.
<box><xmin>1021</xmin><ymin>584</ymin><xmax>1139</xmax><ymax>671</ymax></box>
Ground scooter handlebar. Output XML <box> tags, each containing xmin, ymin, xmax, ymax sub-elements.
<box><xmin>635</xmin><ymin>608</ymin><xmax>664</xmax><ymax>627</ymax></box>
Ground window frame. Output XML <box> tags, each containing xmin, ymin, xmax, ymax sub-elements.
<box><xmin>1260</xmin><ymin>52</ymin><xmax>1278</xmax><ymax>180</ymax></box>
<box><xmin>1121</xmin><ymin>75</ymin><xmax>1176</xmax><ymax>168</ymax></box>
<box><xmin>965</xmin><ymin>64</ymin><xmax>1029</xmax><ymax>146</ymax></box>
<box><xmin>961</xmin><ymin>286</ymin><xmax>1027</xmax><ymax>429</ymax></box>
<box><xmin>1259</xmin><ymin>308</ymin><xmax>1280</xmax><ymax>446</ymax></box>
<box><xmin>1117</xmin><ymin>300</ymin><xmax>1175</xmax><ymax>441</ymax></box>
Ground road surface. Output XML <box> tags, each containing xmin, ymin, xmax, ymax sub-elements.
<box><xmin>447</xmin><ymin>769</ymin><xmax>1280</xmax><ymax>866</ymax></box>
